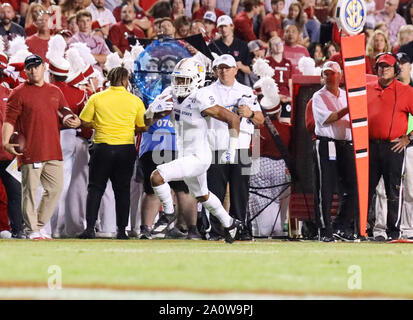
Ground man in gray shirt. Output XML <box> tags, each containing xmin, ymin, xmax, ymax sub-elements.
<box><xmin>0</xmin><ymin>4</ymin><xmax>25</xmax><ymax>45</ymax></box>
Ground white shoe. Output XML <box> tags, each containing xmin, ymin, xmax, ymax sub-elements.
<box><xmin>0</xmin><ymin>230</ymin><xmax>12</xmax><ymax>239</ymax></box>
<box><xmin>40</xmin><ymin>230</ymin><xmax>52</xmax><ymax>240</ymax></box>
<box><xmin>28</xmin><ymin>232</ymin><xmax>44</xmax><ymax>240</ymax></box>
<box><xmin>95</xmin><ymin>231</ymin><xmax>115</xmax><ymax>238</ymax></box>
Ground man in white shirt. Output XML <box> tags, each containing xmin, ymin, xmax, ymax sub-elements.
<box><xmin>205</xmin><ymin>54</ymin><xmax>264</xmax><ymax>240</ymax></box>
<box><xmin>87</xmin><ymin>0</ymin><xmax>116</xmax><ymax>36</ymax></box>
<box><xmin>312</xmin><ymin>61</ymin><xmax>358</xmax><ymax>242</ymax></box>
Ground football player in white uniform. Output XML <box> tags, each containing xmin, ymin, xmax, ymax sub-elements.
<box><xmin>144</xmin><ymin>57</ymin><xmax>243</xmax><ymax>243</ymax></box>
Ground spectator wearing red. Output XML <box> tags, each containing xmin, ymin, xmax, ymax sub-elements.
<box><xmin>233</xmin><ymin>0</ymin><xmax>261</xmax><ymax>43</ymax></box>
<box><xmin>25</xmin><ymin>11</ymin><xmax>52</xmax><ymax>62</ymax></box>
<box><xmin>109</xmin><ymin>4</ymin><xmax>144</xmax><ymax>57</ymax></box>
<box><xmin>192</xmin><ymin>0</ymin><xmax>224</xmax><ymax>21</ymax></box>
<box><xmin>265</xmin><ymin>36</ymin><xmax>292</xmax><ymax>103</ymax></box>
<box><xmin>260</xmin><ymin>0</ymin><xmax>284</xmax><ymax>43</ymax></box>
<box><xmin>282</xmin><ymin>23</ymin><xmax>309</xmax><ymax>75</ymax></box>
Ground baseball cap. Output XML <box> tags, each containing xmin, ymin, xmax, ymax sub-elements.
<box><xmin>322</xmin><ymin>61</ymin><xmax>341</xmax><ymax>74</ymax></box>
<box><xmin>396</xmin><ymin>52</ymin><xmax>411</xmax><ymax>64</ymax></box>
<box><xmin>217</xmin><ymin>15</ymin><xmax>233</xmax><ymax>28</ymax></box>
<box><xmin>212</xmin><ymin>54</ymin><xmax>237</xmax><ymax>68</ymax></box>
<box><xmin>203</xmin><ymin>11</ymin><xmax>216</xmax><ymax>23</ymax></box>
<box><xmin>376</xmin><ymin>53</ymin><xmax>397</xmax><ymax>66</ymax></box>
<box><xmin>24</xmin><ymin>54</ymin><xmax>43</xmax><ymax>69</ymax></box>
<box><xmin>248</xmin><ymin>40</ymin><xmax>265</xmax><ymax>52</ymax></box>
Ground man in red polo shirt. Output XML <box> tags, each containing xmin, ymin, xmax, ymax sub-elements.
<box><xmin>233</xmin><ymin>0</ymin><xmax>261</xmax><ymax>43</ymax></box>
<box><xmin>367</xmin><ymin>53</ymin><xmax>413</xmax><ymax>241</ymax></box>
<box><xmin>109</xmin><ymin>4</ymin><xmax>145</xmax><ymax>58</ymax></box>
<box><xmin>2</xmin><ymin>54</ymin><xmax>80</xmax><ymax>240</ymax></box>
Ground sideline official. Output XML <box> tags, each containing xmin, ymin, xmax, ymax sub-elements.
<box><xmin>312</xmin><ymin>61</ymin><xmax>358</xmax><ymax>242</ymax></box>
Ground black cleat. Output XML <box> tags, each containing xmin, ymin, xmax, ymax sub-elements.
<box><xmin>223</xmin><ymin>219</ymin><xmax>242</xmax><ymax>244</ymax></box>
<box><xmin>139</xmin><ymin>225</ymin><xmax>152</xmax><ymax>240</ymax></box>
<box><xmin>165</xmin><ymin>227</ymin><xmax>187</xmax><ymax>239</ymax></box>
<box><xmin>238</xmin><ymin>227</ymin><xmax>253</xmax><ymax>241</ymax></box>
<box><xmin>187</xmin><ymin>226</ymin><xmax>202</xmax><ymax>240</ymax></box>
<box><xmin>152</xmin><ymin>212</ymin><xmax>176</xmax><ymax>235</ymax></box>
<box><xmin>78</xmin><ymin>229</ymin><xmax>96</xmax><ymax>239</ymax></box>
<box><xmin>116</xmin><ymin>230</ymin><xmax>129</xmax><ymax>240</ymax></box>
<box><xmin>373</xmin><ymin>235</ymin><xmax>387</xmax><ymax>242</ymax></box>
<box><xmin>11</xmin><ymin>231</ymin><xmax>26</xmax><ymax>239</ymax></box>
<box><xmin>333</xmin><ymin>229</ymin><xmax>358</xmax><ymax>242</ymax></box>
<box><xmin>319</xmin><ymin>236</ymin><xmax>336</xmax><ymax>242</ymax></box>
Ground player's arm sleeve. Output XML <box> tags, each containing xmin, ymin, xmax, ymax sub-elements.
<box><xmin>79</xmin><ymin>94</ymin><xmax>96</xmax><ymax>123</ymax></box>
<box><xmin>196</xmin><ymin>89</ymin><xmax>219</xmax><ymax>113</ymax></box>
<box><xmin>5</xmin><ymin>90</ymin><xmax>23</xmax><ymax>126</ymax></box>
<box><xmin>135</xmin><ymin>98</ymin><xmax>146</xmax><ymax>127</ymax></box>
<box><xmin>312</xmin><ymin>92</ymin><xmax>332</xmax><ymax>126</ymax></box>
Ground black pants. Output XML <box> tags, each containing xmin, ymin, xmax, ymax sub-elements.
<box><xmin>86</xmin><ymin>143</ymin><xmax>137</xmax><ymax>231</ymax></box>
<box><xmin>368</xmin><ymin>141</ymin><xmax>404</xmax><ymax>239</ymax></box>
<box><xmin>0</xmin><ymin>160</ymin><xmax>23</xmax><ymax>234</ymax></box>
<box><xmin>313</xmin><ymin>138</ymin><xmax>358</xmax><ymax>237</ymax></box>
<box><xmin>207</xmin><ymin>149</ymin><xmax>251</xmax><ymax>236</ymax></box>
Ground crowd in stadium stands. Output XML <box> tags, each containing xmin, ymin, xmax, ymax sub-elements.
<box><xmin>0</xmin><ymin>0</ymin><xmax>412</xmax><ymax>242</ymax></box>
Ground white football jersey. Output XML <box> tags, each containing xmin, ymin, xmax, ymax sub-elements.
<box><xmin>156</xmin><ymin>86</ymin><xmax>214</xmax><ymax>161</ymax></box>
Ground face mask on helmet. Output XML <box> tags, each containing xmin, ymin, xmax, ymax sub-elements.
<box><xmin>171</xmin><ymin>58</ymin><xmax>206</xmax><ymax>97</ymax></box>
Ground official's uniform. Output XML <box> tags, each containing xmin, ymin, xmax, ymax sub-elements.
<box><xmin>202</xmin><ymin>79</ymin><xmax>260</xmax><ymax>237</ymax></box>
<box><xmin>312</xmin><ymin>86</ymin><xmax>358</xmax><ymax>238</ymax></box>
<box><xmin>367</xmin><ymin>79</ymin><xmax>413</xmax><ymax>239</ymax></box>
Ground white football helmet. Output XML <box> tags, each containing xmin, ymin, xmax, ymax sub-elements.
<box><xmin>171</xmin><ymin>58</ymin><xmax>206</xmax><ymax>97</ymax></box>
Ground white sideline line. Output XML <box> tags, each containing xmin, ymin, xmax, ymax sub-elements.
<box><xmin>0</xmin><ymin>287</ymin><xmax>387</xmax><ymax>300</ymax></box>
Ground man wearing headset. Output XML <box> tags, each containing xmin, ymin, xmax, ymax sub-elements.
<box><xmin>367</xmin><ymin>52</ymin><xmax>413</xmax><ymax>241</ymax></box>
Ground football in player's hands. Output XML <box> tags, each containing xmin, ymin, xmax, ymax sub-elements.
<box><xmin>9</xmin><ymin>131</ymin><xmax>26</xmax><ymax>154</ymax></box>
<box><xmin>57</xmin><ymin>107</ymin><xmax>75</xmax><ymax>124</ymax></box>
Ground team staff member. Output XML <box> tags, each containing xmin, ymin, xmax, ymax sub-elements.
<box><xmin>367</xmin><ymin>53</ymin><xmax>413</xmax><ymax>241</ymax></box>
<box><xmin>2</xmin><ymin>54</ymin><xmax>79</xmax><ymax>240</ymax></box>
<box><xmin>77</xmin><ymin>66</ymin><xmax>145</xmax><ymax>240</ymax></box>
<box><xmin>0</xmin><ymin>83</ymin><xmax>24</xmax><ymax>239</ymax></box>
<box><xmin>312</xmin><ymin>61</ymin><xmax>358</xmax><ymax>242</ymax></box>
<box><xmin>205</xmin><ymin>54</ymin><xmax>263</xmax><ymax>240</ymax></box>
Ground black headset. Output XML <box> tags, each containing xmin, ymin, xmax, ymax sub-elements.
<box><xmin>374</xmin><ymin>52</ymin><xmax>401</xmax><ymax>76</ymax></box>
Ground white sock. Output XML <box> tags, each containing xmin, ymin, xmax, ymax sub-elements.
<box><xmin>152</xmin><ymin>183</ymin><xmax>174</xmax><ymax>214</ymax></box>
<box><xmin>201</xmin><ymin>192</ymin><xmax>233</xmax><ymax>228</ymax></box>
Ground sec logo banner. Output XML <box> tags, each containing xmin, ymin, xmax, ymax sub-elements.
<box><xmin>335</xmin><ymin>0</ymin><xmax>366</xmax><ymax>36</ymax></box>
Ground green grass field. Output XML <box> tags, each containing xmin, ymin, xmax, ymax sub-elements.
<box><xmin>1</xmin><ymin>239</ymin><xmax>413</xmax><ymax>299</ymax></box>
